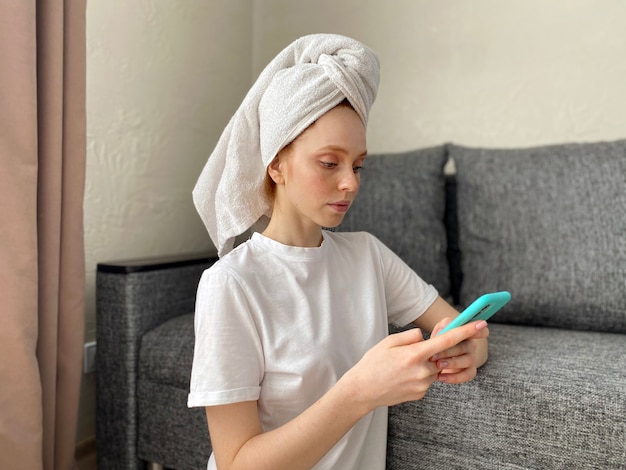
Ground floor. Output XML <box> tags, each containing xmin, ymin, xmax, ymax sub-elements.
<box><xmin>76</xmin><ymin>452</ymin><xmax>97</xmax><ymax>470</ymax></box>
<box><xmin>75</xmin><ymin>438</ymin><xmax>97</xmax><ymax>470</ymax></box>
<box><xmin>75</xmin><ymin>443</ymin><xmax>169</xmax><ymax>470</ymax></box>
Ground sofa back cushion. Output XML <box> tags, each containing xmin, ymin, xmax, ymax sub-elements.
<box><xmin>452</xmin><ymin>140</ymin><xmax>626</xmax><ymax>333</ymax></box>
<box><xmin>339</xmin><ymin>146</ymin><xmax>450</xmax><ymax>298</ymax></box>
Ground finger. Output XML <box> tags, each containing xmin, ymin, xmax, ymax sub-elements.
<box><xmin>431</xmin><ymin>343</ymin><xmax>468</xmax><ymax>362</ymax></box>
<box><xmin>438</xmin><ymin>367</ymin><xmax>477</xmax><ymax>384</ymax></box>
<box><xmin>473</xmin><ymin>326</ymin><xmax>490</xmax><ymax>339</ymax></box>
<box><xmin>436</xmin><ymin>353</ymin><xmax>474</xmax><ymax>371</ymax></box>
<box><xmin>386</xmin><ymin>327</ymin><xmax>424</xmax><ymax>348</ymax></box>
<box><xmin>431</xmin><ymin>317</ymin><xmax>453</xmax><ymax>337</ymax></box>
<box><xmin>432</xmin><ymin>327</ymin><xmax>489</xmax><ymax>359</ymax></box>
<box><xmin>435</xmin><ymin>324</ymin><xmax>490</xmax><ymax>342</ymax></box>
<box><xmin>416</xmin><ymin>320</ymin><xmax>488</xmax><ymax>360</ymax></box>
<box><xmin>440</xmin><ymin>367</ymin><xmax>463</xmax><ymax>375</ymax></box>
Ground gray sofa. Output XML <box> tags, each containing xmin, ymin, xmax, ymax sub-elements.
<box><xmin>96</xmin><ymin>139</ymin><xmax>626</xmax><ymax>470</ymax></box>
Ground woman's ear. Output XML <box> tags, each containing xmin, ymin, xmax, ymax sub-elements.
<box><xmin>267</xmin><ymin>156</ymin><xmax>285</xmax><ymax>185</ymax></box>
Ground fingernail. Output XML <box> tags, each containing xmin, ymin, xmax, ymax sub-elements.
<box><xmin>430</xmin><ymin>354</ymin><xmax>439</xmax><ymax>361</ymax></box>
<box><xmin>475</xmin><ymin>320</ymin><xmax>488</xmax><ymax>329</ymax></box>
<box><xmin>439</xmin><ymin>361</ymin><xmax>449</xmax><ymax>368</ymax></box>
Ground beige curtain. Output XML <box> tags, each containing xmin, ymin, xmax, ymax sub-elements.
<box><xmin>0</xmin><ymin>1</ymin><xmax>86</xmax><ymax>469</ymax></box>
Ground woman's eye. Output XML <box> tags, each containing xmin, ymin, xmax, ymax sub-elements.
<box><xmin>321</xmin><ymin>162</ymin><xmax>337</xmax><ymax>168</ymax></box>
<box><xmin>353</xmin><ymin>166</ymin><xmax>363</xmax><ymax>173</ymax></box>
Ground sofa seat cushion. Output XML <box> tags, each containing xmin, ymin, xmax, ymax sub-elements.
<box><xmin>138</xmin><ymin>313</ymin><xmax>213</xmax><ymax>468</ymax></box>
<box><xmin>137</xmin><ymin>379</ymin><xmax>211</xmax><ymax>469</ymax></box>
<box><xmin>452</xmin><ymin>140</ymin><xmax>626</xmax><ymax>333</ymax></box>
<box><xmin>139</xmin><ymin>313</ymin><xmax>195</xmax><ymax>389</ymax></box>
<box><xmin>387</xmin><ymin>323</ymin><xmax>626</xmax><ymax>469</ymax></box>
<box><xmin>339</xmin><ymin>146</ymin><xmax>451</xmax><ymax>297</ymax></box>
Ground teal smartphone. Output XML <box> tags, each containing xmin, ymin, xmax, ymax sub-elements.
<box><xmin>437</xmin><ymin>291</ymin><xmax>511</xmax><ymax>335</ymax></box>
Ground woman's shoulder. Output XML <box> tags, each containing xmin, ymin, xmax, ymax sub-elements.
<box><xmin>200</xmin><ymin>238</ymin><xmax>261</xmax><ymax>283</ymax></box>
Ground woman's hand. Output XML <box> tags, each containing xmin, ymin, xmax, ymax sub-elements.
<box><xmin>429</xmin><ymin>317</ymin><xmax>489</xmax><ymax>384</ymax></box>
<box><xmin>340</xmin><ymin>320</ymin><xmax>489</xmax><ymax>412</ymax></box>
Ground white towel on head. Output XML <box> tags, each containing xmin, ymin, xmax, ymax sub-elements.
<box><xmin>193</xmin><ymin>33</ymin><xmax>380</xmax><ymax>257</ymax></box>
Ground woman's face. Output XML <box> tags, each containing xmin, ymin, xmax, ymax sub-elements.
<box><xmin>268</xmin><ymin>104</ymin><xmax>367</xmax><ymax>234</ymax></box>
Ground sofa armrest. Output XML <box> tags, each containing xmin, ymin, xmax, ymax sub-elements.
<box><xmin>96</xmin><ymin>254</ymin><xmax>217</xmax><ymax>470</ymax></box>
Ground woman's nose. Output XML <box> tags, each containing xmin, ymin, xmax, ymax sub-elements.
<box><xmin>338</xmin><ymin>168</ymin><xmax>359</xmax><ymax>192</ymax></box>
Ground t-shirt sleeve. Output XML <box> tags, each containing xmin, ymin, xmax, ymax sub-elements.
<box><xmin>188</xmin><ymin>266</ymin><xmax>264</xmax><ymax>408</ymax></box>
<box><xmin>369</xmin><ymin>234</ymin><xmax>438</xmax><ymax>327</ymax></box>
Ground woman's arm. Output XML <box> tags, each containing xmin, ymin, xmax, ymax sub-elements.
<box><xmin>413</xmin><ymin>296</ymin><xmax>489</xmax><ymax>383</ymax></box>
<box><xmin>206</xmin><ymin>378</ymin><xmax>364</xmax><ymax>470</ymax></box>
<box><xmin>205</xmin><ymin>320</ymin><xmax>489</xmax><ymax>470</ymax></box>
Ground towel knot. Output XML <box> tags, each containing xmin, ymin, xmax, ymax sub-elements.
<box><xmin>318</xmin><ymin>52</ymin><xmax>375</xmax><ymax>126</ymax></box>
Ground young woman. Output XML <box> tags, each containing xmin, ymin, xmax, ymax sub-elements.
<box><xmin>189</xmin><ymin>34</ymin><xmax>488</xmax><ymax>470</ymax></box>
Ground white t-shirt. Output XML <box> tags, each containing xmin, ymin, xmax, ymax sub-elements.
<box><xmin>188</xmin><ymin>230</ymin><xmax>438</xmax><ymax>469</ymax></box>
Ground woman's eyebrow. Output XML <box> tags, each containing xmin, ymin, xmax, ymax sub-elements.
<box><xmin>317</xmin><ymin>144</ymin><xmax>368</xmax><ymax>157</ymax></box>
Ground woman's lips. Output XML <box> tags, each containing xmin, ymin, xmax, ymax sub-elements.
<box><xmin>328</xmin><ymin>201</ymin><xmax>351</xmax><ymax>213</ymax></box>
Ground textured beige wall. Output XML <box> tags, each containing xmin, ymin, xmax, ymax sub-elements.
<box><xmin>253</xmin><ymin>0</ymin><xmax>626</xmax><ymax>152</ymax></box>
<box><xmin>81</xmin><ymin>0</ymin><xmax>252</xmax><ymax>441</ymax></box>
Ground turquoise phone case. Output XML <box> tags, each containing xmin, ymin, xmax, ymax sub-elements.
<box><xmin>437</xmin><ymin>291</ymin><xmax>511</xmax><ymax>335</ymax></box>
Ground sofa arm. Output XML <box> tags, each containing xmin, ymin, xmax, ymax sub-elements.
<box><xmin>96</xmin><ymin>254</ymin><xmax>217</xmax><ymax>470</ymax></box>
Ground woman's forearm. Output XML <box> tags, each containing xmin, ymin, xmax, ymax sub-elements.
<box><xmin>225</xmin><ymin>377</ymin><xmax>369</xmax><ymax>470</ymax></box>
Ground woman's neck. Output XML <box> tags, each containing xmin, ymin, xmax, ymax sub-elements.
<box><xmin>261</xmin><ymin>217</ymin><xmax>323</xmax><ymax>248</ymax></box>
